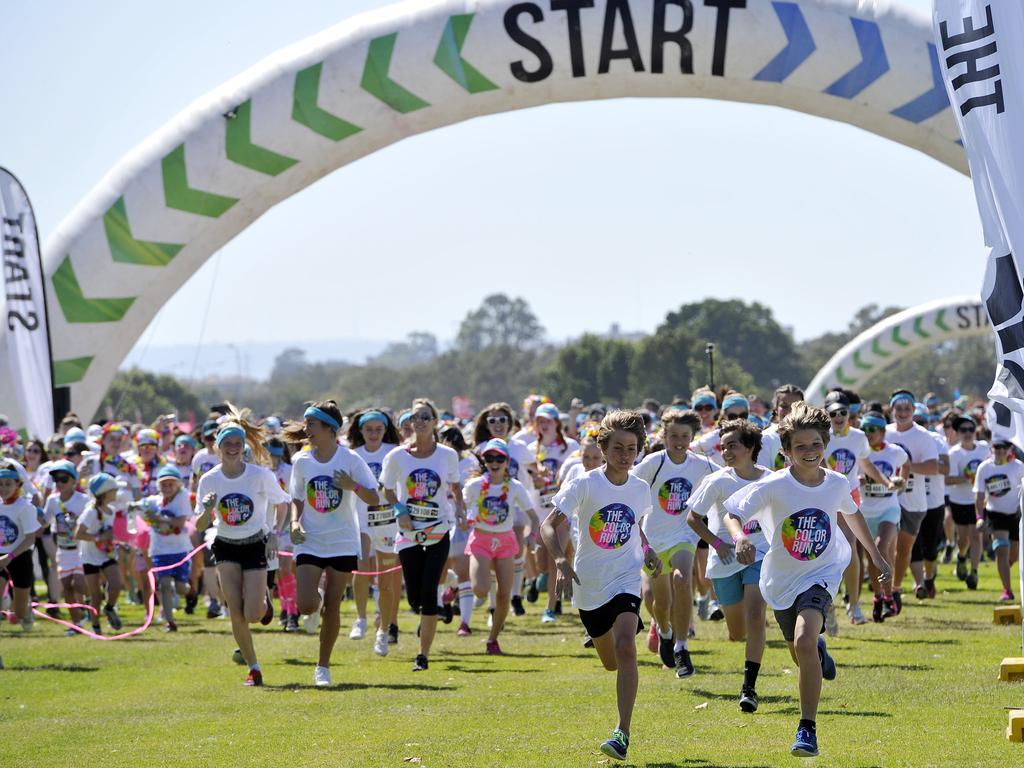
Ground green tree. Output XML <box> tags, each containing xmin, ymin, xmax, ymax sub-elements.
<box><xmin>455</xmin><ymin>294</ymin><xmax>545</xmax><ymax>352</ymax></box>
<box><xmin>541</xmin><ymin>334</ymin><xmax>634</xmax><ymax>405</ymax></box>
<box><xmin>98</xmin><ymin>368</ymin><xmax>204</xmax><ymax>423</ymax></box>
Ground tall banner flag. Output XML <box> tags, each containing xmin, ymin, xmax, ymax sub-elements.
<box><xmin>0</xmin><ymin>168</ymin><xmax>54</xmax><ymax>439</ymax></box>
<box><xmin>932</xmin><ymin>3</ymin><xmax>1024</xmax><ymax>417</ymax></box>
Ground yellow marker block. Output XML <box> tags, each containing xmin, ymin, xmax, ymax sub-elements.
<box><xmin>999</xmin><ymin>657</ymin><xmax>1024</xmax><ymax>682</ymax></box>
<box><xmin>994</xmin><ymin>606</ymin><xmax>1023</xmax><ymax>625</ymax></box>
<box><xmin>1008</xmin><ymin>710</ymin><xmax>1024</xmax><ymax>742</ymax></box>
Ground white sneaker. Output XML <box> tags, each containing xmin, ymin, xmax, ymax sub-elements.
<box><xmin>302</xmin><ymin>612</ymin><xmax>321</xmax><ymax>635</ymax></box>
<box><xmin>824</xmin><ymin>604</ymin><xmax>839</xmax><ymax>637</ymax></box>
<box><xmin>374</xmin><ymin>629</ymin><xmax>389</xmax><ymax>657</ymax></box>
<box><xmin>349</xmin><ymin>617</ymin><xmax>367</xmax><ymax>640</ymax></box>
<box><xmin>314</xmin><ymin>665</ymin><xmax>332</xmax><ymax>687</ymax></box>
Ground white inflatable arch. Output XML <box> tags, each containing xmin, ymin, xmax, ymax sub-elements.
<box><xmin>15</xmin><ymin>0</ymin><xmax>968</xmax><ymax>422</ymax></box>
<box><xmin>806</xmin><ymin>295</ymin><xmax>991</xmax><ymax>404</ymax></box>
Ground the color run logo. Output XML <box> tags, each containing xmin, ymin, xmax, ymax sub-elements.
<box><xmin>588</xmin><ymin>503</ymin><xmax>635</xmax><ymax>550</ymax></box>
<box><xmin>873</xmin><ymin>460</ymin><xmax>894</xmax><ymax>479</ymax></box>
<box><xmin>0</xmin><ymin>515</ymin><xmax>19</xmax><ymax>546</ymax></box>
<box><xmin>781</xmin><ymin>508</ymin><xmax>831</xmax><ymax>561</ymax></box>
<box><xmin>965</xmin><ymin>459</ymin><xmax>980</xmax><ymax>479</ymax></box>
<box><xmin>307</xmin><ymin>475</ymin><xmax>341</xmax><ymax>513</ymax></box>
<box><xmin>827</xmin><ymin>448</ymin><xmax>857</xmax><ymax>475</ymax></box>
<box><xmin>658</xmin><ymin>477</ymin><xmax>692</xmax><ymax>516</ymax></box>
<box><xmin>368</xmin><ymin>462</ymin><xmax>383</xmax><ymax>480</ymax></box>
<box><xmin>742</xmin><ymin>519</ymin><xmax>761</xmax><ymax>536</ymax></box>
<box><xmin>480</xmin><ymin>495</ymin><xmax>508</xmax><ymax>525</ymax></box>
<box><xmin>219</xmin><ymin>493</ymin><xmax>255</xmax><ymax>526</ymax></box>
<box><xmin>407</xmin><ymin>468</ymin><xmax>440</xmax><ymax>500</ymax></box>
<box><xmin>508</xmin><ymin>457</ymin><xmax>519</xmax><ymax>478</ymax></box>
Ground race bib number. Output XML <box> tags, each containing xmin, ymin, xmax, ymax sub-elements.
<box><xmin>408</xmin><ymin>501</ymin><xmax>439</xmax><ymax>523</ymax></box>
<box><xmin>986</xmin><ymin>475</ymin><xmax>1012</xmax><ymax>497</ymax></box>
<box><xmin>863</xmin><ymin>483</ymin><xmax>890</xmax><ymax>497</ymax></box>
<box><xmin>367</xmin><ymin>505</ymin><xmax>395</xmax><ymax>527</ymax></box>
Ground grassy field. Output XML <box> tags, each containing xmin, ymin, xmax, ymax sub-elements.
<box><xmin>2</xmin><ymin>560</ymin><xmax>1023</xmax><ymax>768</ymax></box>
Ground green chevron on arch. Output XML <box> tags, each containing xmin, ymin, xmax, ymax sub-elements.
<box><xmin>434</xmin><ymin>14</ymin><xmax>498</xmax><ymax>93</ymax></box>
<box><xmin>362</xmin><ymin>33</ymin><xmax>430</xmax><ymax>113</ymax></box>
<box><xmin>162</xmin><ymin>144</ymin><xmax>239</xmax><ymax>218</ymax></box>
<box><xmin>293</xmin><ymin>63</ymin><xmax>363</xmax><ymax>141</ymax></box>
<box><xmin>912</xmin><ymin>317</ymin><xmax>931</xmax><ymax>339</ymax></box>
<box><xmin>891</xmin><ymin>326</ymin><xmax>909</xmax><ymax>347</ymax></box>
<box><xmin>226</xmin><ymin>100</ymin><xmax>299</xmax><ymax>176</ymax></box>
<box><xmin>853</xmin><ymin>350</ymin><xmax>872</xmax><ymax>371</ymax></box>
<box><xmin>53</xmin><ymin>356</ymin><xmax>94</xmax><ymax>386</ymax></box>
<box><xmin>52</xmin><ymin>256</ymin><xmax>135</xmax><ymax>323</ymax></box>
<box><xmin>935</xmin><ymin>309</ymin><xmax>951</xmax><ymax>332</ymax></box>
<box><xmin>103</xmin><ymin>197</ymin><xmax>182</xmax><ymax>266</ymax></box>
<box><xmin>836</xmin><ymin>365</ymin><xmax>856</xmax><ymax>385</ymax></box>
<box><xmin>871</xmin><ymin>338</ymin><xmax>891</xmax><ymax>358</ymax></box>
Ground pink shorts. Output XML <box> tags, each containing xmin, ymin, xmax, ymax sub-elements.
<box><xmin>467</xmin><ymin>529</ymin><xmax>519</xmax><ymax>560</ymax></box>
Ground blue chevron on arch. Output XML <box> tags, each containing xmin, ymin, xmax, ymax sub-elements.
<box><xmin>754</xmin><ymin>2</ymin><xmax>816</xmax><ymax>83</ymax></box>
<box><xmin>825</xmin><ymin>18</ymin><xmax>889</xmax><ymax>99</ymax></box>
<box><xmin>891</xmin><ymin>43</ymin><xmax>950</xmax><ymax>123</ymax></box>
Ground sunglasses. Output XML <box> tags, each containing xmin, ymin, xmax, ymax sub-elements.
<box><xmin>863</xmin><ymin>427</ymin><xmax>883</xmax><ymax>434</ymax></box>
<box><xmin>483</xmin><ymin>454</ymin><xmax>507</xmax><ymax>464</ymax></box>
<box><xmin>52</xmin><ymin>474</ymin><xmax>73</xmax><ymax>483</ymax></box>
<box><xmin>725</xmin><ymin>411</ymin><xmax>748</xmax><ymax>421</ymax></box>
<box><xmin>694</xmin><ymin>404</ymin><xmax>715</xmax><ymax>412</ymax></box>
<box><xmin>64</xmin><ymin>449</ymin><xmax>81</xmax><ymax>457</ymax></box>
<box><xmin>830</xmin><ymin>409</ymin><xmax>849</xmax><ymax>418</ymax></box>
<box><xmin>486</xmin><ymin>415</ymin><xmax>508</xmax><ymax>425</ymax></box>
<box><xmin>410</xmin><ymin>413</ymin><xmax>433</xmax><ymax>422</ymax></box>
<box><xmin>25</xmin><ymin>447</ymin><xmax>41</xmax><ymax>454</ymax></box>
<box><xmin>958</xmin><ymin>426</ymin><xmax>976</xmax><ymax>434</ymax></box>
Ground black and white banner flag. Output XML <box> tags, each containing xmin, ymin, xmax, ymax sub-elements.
<box><xmin>933</xmin><ymin>3</ymin><xmax>1024</xmax><ymax>424</ymax></box>
<box><xmin>0</xmin><ymin>168</ymin><xmax>54</xmax><ymax>439</ymax></box>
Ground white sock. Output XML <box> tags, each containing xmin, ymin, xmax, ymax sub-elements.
<box><xmin>372</xmin><ymin>585</ymin><xmax>381</xmax><ymax>616</ymax></box>
<box><xmin>249</xmin><ymin>662</ymin><xmax>261</xmax><ymax>672</ymax></box>
<box><xmin>437</xmin><ymin>585</ymin><xmax>446</xmax><ymax>606</ymax></box>
<box><xmin>488</xmin><ymin>581</ymin><xmax>497</xmax><ymax>610</ymax></box>
<box><xmin>674</xmin><ymin>639</ymin><xmax>687</xmax><ymax>652</ymax></box>
<box><xmin>445</xmin><ymin>569</ymin><xmax>459</xmax><ymax>589</ymax></box>
<box><xmin>658</xmin><ymin>626</ymin><xmax>672</xmax><ymax>640</ymax></box>
<box><xmin>512</xmin><ymin>556</ymin><xmax>524</xmax><ymax>597</ymax></box>
<box><xmin>458</xmin><ymin>582</ymin><xmax>474</xmax><ymax>625</ymax></box>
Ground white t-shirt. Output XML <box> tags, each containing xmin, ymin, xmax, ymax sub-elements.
<box><xmin>632</xmin><ymin>450</ymin><xmax>716</xmax><ymax>551</ymax></box>
<box><xmin>0</xmin><ymin>496</ymin><xmax>41</xmax><ymax>555</ymax></box>
<box><xmin>380</xmin><ymin>444</ymin><xmax>461</xmax><ymax>551</ymax></box>
<box><xmin>973</xmin><ymin>458</ymin><xmax>1024</xmax><ymax>515</ymax></box>
<box><xmin>886</xmin><ymin>423</ymin><xmax>939</xmax><ymax>512</ymax></box>
<box><xmin>725</xmin><ymin>469</ymin><xmax>857</xmax><ymax>611</ymax></box>
<box><xmin>826</xmin><ymin>427</ymin><xmax>870</xmax><ymax>491</ymax></box>
<box><xmin>947</xmin><ymin>443</ymin><xmax>991</xmax><ymax>506</ymax></box>
<box><xmin>522</xmin><ymin>435</ymin><xmax>580</xmax><ymax>509</ymax></box>
<box><xmin>354</xmin><ymin>443</ymin><xmax>397</xmax><ymax>541</ymax></box>
<box><xmin>552</xmin><ymin>468</ymin><xmax>651</xmax><ymax>611</ymax></box>
<box><xmin>694</xmin><ymin>428</ymin><xmax>782</xmax><ymax>470</ymax></box>
<box><xmin>922</xmin><ymin>431</ymin><xmax>949</xmax><ymax>508</ymax></box>
<box><xmin>196</xmin><ymin>463</ymin><xmax>289</xmax><ymax>541</ymax></box>
<box><xmin>761</xmin><ymin>424</ymin><xmax>789</xmax><ymax>470</ymax></box>
<box><xmin>464</xmin><ymin>476</ymin><xmax>533</xmax><ymax>534</ymax></box>
<box><xmin>44</xmin><ymin>492</ymin><xmax>88</xmax><ymax>549</ymax></box>
<box><xmin>688</xmin><ymin>466</ymin><xmax>770</xmax><ymax>579</ymax></box>
<box><xmin>77</xmin><ymin>504</ymin><xmax>117</xmax><ymax>565</ymax></box>
<box><xmin>859</xmin><ymin>443</ymin><xmax>908</xmax><ymax>517</ymax></box>
<box><xmin>289</xmin><ymin>446</ymin><xmax>377</xmax><ymax>558</ymax></box>
<box><xmin>142</xmin><ymin>489</ymin><xmax>193</xmax><ymax>556</ymax></box>
<box><xmin>191</xmin><ymin>448</ymin><xmax>219</xmax><ymax>482</ymax></box>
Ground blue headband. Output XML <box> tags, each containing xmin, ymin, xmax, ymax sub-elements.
<box><xmin>398</xmin><ymin>411</ymin><xmax>413</xmax><ymax>427</ymax></box>
<box><xmin>721</xmin><ymin>394</ymin><xmax>749</xmax><ymax>412</ymax></box>
<box><xmin>0</xmin><ymin>467</ymin><xmax>20</xmax><ymax>480</ymax></box>
<box><xmin>215</xmin><ymin>425</ymin><xmax>246</xmax><ymax>447</ymax></box>
<box><xmin>861</xmin><ymin>414</ymin><xmax>886</xmax><ymax>430</ymax></box>
<box><xmin>358</xmin><ymin>410</ymin><xmax>388</xmax><ymax>428</ymax></box>
<box><xmin>304</xmin><ymin>406</ymin><xmax>340</xmax><ymax>431</ymax></box>
<box><xmin>693</xmin><ymin>393</ymin><xmax>717</xmax><ymax>409</ymax></box>
<box><xmin>266</xmin><ymin>443</ymin><xmax>284</xmax><ymax>457</ymax></box>
<box><xmin>890</xmin><ymin>392</ymin><xmax>915</xmax><ymax>407</ymax></box>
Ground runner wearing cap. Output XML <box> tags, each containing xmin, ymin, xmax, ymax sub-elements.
<box><xmin>0</xmin><ymin>460</ymin><xmax>41</xmax><ymax>631</ymax></box>
<box><xmin>947</xmin><ymin>415</ymin><xmax>989</xmax><ymax>589</ymax></box>
<box><xmin>75</xmin><ymin>472</ymin><xmax>124</xmax><ymax>634</ymax></box>
<box><xmin>463</xmin><ymin>438</ymin><xmax>538</xmax><ymax>654</ymax></box>
<box><xmin>973</xmin><ymin>438</ymin><xmax>1024</xmax><ymax>602</ymax></box>
<box><xmin>42</xmin><ymin>460</ymin><xmax>90</xmax><ymax>633</ymax></box>
<box><xmin>133</xmin><ymin>465</ymin><xmax>193</xmax><ymax>631</ymax></box>
<box><xmin>884</xmin><ymin>390</ymin><xmax>939</xmax><ymax>613</ymax></box>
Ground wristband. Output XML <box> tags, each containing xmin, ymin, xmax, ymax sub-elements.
<box><xmin>353</xmin><ymin>483</ymin><xmax>362</xmax><ymax>493</ymax></box>
<box><xmin>711</xmin><ymin>537</ymin><xmax>724</xmax><ymax>550</ymax></box>
<box><xmin>642</xmin><ymin>542</ymin><xmax>651</xmax><ymax>556</ymax></box>
<box><xmin>394</xmin><ymin>502</ymin><xmax>411</xmax><ymax>519</ymax></box>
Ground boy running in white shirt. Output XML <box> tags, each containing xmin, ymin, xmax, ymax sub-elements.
<box><xmin>946</xmin><ymin>415</ymin><xmax>989</xmax><ymax>588</ymax></box>
<box><xmin>973</xmin><ymin>438</ymin><xmax>1024</xmax><ymax>602</ymax></box>
<box><xmin>542</xmin><ymin>411</ymin><xmax>661</xmax><ymax>762</ymax></box>
<box><xmin>724</xmin><ymin>403</ymin><xmax>891</xmax><ymax>758</ymax></box>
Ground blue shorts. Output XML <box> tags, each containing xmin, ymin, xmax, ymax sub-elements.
<box><xmin>711</xmin><ymin>560</ymin><xmax>763</xmax><ymax>607</ymax></box>
<box><xmin>865</xmin><ymin>507</ymin><xmax>901</xmax><ymax>538</ymax></box>
<box><xmin>152</xmin><ymin>553</ymin><xmax>191</xmax><ymax>583</ymax></box>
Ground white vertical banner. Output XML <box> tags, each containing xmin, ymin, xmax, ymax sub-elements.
<box><xmin>0</xmin><ymin>168</ymin><xmax>54</xmax><ymax>439</ymax></box>
<box><xmin>932</xmin><ymin>3</ymin><xmax>1024</xmax><ymax>411</ymax></box>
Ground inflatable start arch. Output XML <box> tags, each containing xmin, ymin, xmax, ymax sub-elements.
<box><xmin>2</xmin><ymin>0</ymin><xmax>968</xmax><ymax>426</ymax></box>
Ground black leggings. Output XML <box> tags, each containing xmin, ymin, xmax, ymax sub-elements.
<box><xmin>398</xmin><ymin>534</ymin><xmax>450</xmax><ymax>616</ymax></box>
<box><xmin>912</xmin><ymin>506</ymin><xmax>946</xmax><ymax>563</ymax></box>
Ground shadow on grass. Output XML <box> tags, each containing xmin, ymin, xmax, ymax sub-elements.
<box><xmin>771</xmin><ymin>706</ymin><xmax>891</xmax><ymax>718</ymax></box>
<box><xmin>661</xmin><ymin>760</ymin><xmax>772</xmax><ymax>768</ymax></box>
<box><xmin>6</xmin><ymin>663</ymin><xmax>99</xmax><ymax>672</ymax></box>
<box><xmin>840</xmin><ymin>662</ymin><xmax>931</xmax><ymax>672</ymax></box>
<box><xmin>690</xmin><ymin>688</ymin><xmax>795</xmax><ymax>705</ymax></box>
<box><xmin>919</xmin><ymin>618</ymin><xmax>986</xmax><ymax>632</ymax></box>
<box><xmin>263</xmin><ymin>682</ymin><xmax>451</xmax><ymax>692</ymax></box>
<box><xmin>852</xmin><ymin>637</ymin><xmax>957</xmax><ymax>646</ymax></box>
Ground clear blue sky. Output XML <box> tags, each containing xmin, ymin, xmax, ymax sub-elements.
<box><xmin>1</xmin><ymin>0</ymin><xmax>982</xmax><ymax>366</ymax></box>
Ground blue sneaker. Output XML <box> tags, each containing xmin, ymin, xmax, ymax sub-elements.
<box><xmin>817</xmin><ymin>636</ymin><xmax>836</xmax><ymax>681</ymax></box>
<box><xmin>791</xmin><ymin>725</ymin><xmax>818</xmax><ymax>757</ymax></box>
<box><xmin>599</xmin><ymin>729</ymin><xmax>629</xmax><ymax>761</ymax></box>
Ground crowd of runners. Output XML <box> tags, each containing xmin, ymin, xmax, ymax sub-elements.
<box><xmin>0</xmin><ymin>383</ymin><xmax>1019</xmax><ymax>759</ymax></box>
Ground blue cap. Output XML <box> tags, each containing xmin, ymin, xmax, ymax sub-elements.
<box><xmin>157</xmin><ymin>465</ymin><xmax>183</xmax><ymax>481</ymax></box>
<box><xmin>88</xmin><ymin>472</ymin><xmax>119</xmax><ymax>497</ymax></box>
<box><xmin>481</xmin><ymin>438</ymin><xmax>509</xmax><ymax>457</ymax></box>
<box><xmin>535</xmin><ymin>403</ymin><xmax>560</xmax><ymax>421</ymax></box>
<box><xmin>48</xmin><ymin>459</ymin><xmax>79</xmax><ymax>482</ymax></box>
<box><xmin>175</xmin><ymin>434</ymin><xmax>197</xmax><ymax>449</ymax></box>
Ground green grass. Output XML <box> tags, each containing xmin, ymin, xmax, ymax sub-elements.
<box><xmin>2</xmin><ymin>561</ymin><xmax>1023</xmax><ymax>767</ymax></box>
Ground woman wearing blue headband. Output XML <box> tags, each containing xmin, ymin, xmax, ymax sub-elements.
<box><xmin>691</xmin><ymin>388</ymin><xmax>719</xmax><ymax>434</ymax></box>
<box><xmin>195</xmin><ymin>405</ymin><xmax>290</xmax><ymax>687</ymax></box>
<box><xmin>346</xmin><ymin>409</ymin><xmax>401</xmax><ymax>654</ymax></box>
<box><xmin>285</xmin><ymin>400</ymin><xmax>380</xmax><ymax>687</ymax></box>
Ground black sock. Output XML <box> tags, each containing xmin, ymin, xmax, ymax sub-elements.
<box><xmin>743</xmin><ymin>660</ymin><xmax>761</xmax><ymax>689</ymax></box>
<box><xmin>799</xmin><ymin>718</ymin><xmax>816</xmax><ymax>732</ymax></box>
